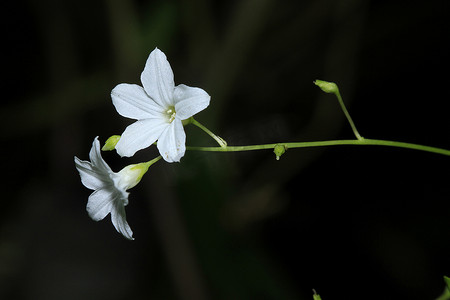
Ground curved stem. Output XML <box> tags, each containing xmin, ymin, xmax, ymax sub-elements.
<box><xmin>186</xmin><ymin>139</ymin><xmax>450</xmax><ymax>156</ymax></box>
<box><xmin>189</xmin><ymin>117</ymin><xmax>227</xmax><ymax>147</ymax></box>
<box><xmin>335</xmin><ymin>89</ymin><xmax>363</xmax><ymax>140</ymax></box>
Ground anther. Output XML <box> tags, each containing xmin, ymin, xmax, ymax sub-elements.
<box><xmin>166</xmin><ymin>107</ymin><xmax>176</xmax><ymax>123</ymax></box>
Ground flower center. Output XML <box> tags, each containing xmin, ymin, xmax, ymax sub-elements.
<box><xmin>166</xmin><ymin>106</ymin><xmax>176</xmax><ymax>123</ymax></box>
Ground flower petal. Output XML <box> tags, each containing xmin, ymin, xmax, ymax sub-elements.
<box><xmin>86</xmin><ymin>187</ymin><xmax>117</xmax><ymax>221</ymax></box>
<box><xmin>140</xmin><ymin>48</ymin><xmax>175</xmax><ymax>108</ymax></box>
<box><xmin>116</xmin><ymin>118</ymin><xmax>169</xmax><ymax>157</ymax></box>
<box><xmin>111</xmin><ymin>202</ymin><xmax>134</xmax><ymax>240</ymax></box>
<box><xmin>157</xmin><ymin>119</ymin><xmax>186</xmax><ymax>162</ymax></box>
<box><xmin>111</xmin><ymin>83</ymin><xmax>165</xmax><ymax>120</ymax></box>
<box><xmin>74</xmin><ymin>157</ymin><xmax>107</xmax><ymax>190</ymax></box>
<box><xmin>173</xmin><ymin>84</ymin><xmax>211</xmax><ymax>120</ymax></box>
<box><xmin>89</xmin><ymin>137</ymin><xmax>113</xmax><ymax>173</ymax></box>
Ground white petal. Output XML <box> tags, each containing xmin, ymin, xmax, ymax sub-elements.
<box><xmin>173</xmin><ymin>84</ymin><xmax>211</xmax><ymax>120</ymax></box>
<box><xmin>89</xmin><ymin>137</ymin><xmax>113</xmax><ymax>173</ymax></box>
<box><xmin>111</xmin><ymin>202</ymin><xmax>134</xmax><ymax>240</ymax></box>
<box><xmin>111</xmin><ymin>83</ymin><xmax>165</xmax><ymax>120</ymax></box>
<box><xmin>86</xmin><ymin>187</ymin><xmax>117</xmax><ymax>221</ymax></box>
<box><xmin>140</xmin><ymin>48</ymin><xmax>175</xmax><ymax>108</ymax></box>
<box><xmin>157</xmin><ymin>119</ymin><xmax>186</xmax><ymax>162</ymax></box>
<box><xmin>74</xmin><ymin>157</ymin><xmax>107</xmax><ymax>190</ymax></box>
<box><xmin>116</xmin><ymin>118</ymin><xmax>169</xmax><ymax>157</ymax></box>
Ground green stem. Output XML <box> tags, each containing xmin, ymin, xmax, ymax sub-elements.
<box><xmin>335</xmin><ymin>88</ymin><xmax>363</xmax><ymax>141</ymax></box>
<box><xmin>314</xmin><ymin>80</ymin><xmax>363</xmax><ymax>141</ymax></box>
<box><xmin>186</xmin><ymin>138</ymin><xmax>450</xmax><ymax>156</ymax></box>
<box><xmin>190</xmin><ymin>117</ymin><xmax>227</xmax><ymax>147</ymax></box>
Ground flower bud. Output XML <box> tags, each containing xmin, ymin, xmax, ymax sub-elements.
<box><xmin>314</xmin><ymin>80</ymin><xmax>338</xmax><ymax>94</ymax></box>
<box><xmin>273</xmin><ymin>144</ymin><xmax>286</xmax><ymax>160</ymax></box>
<box><xmin>102</xmin><ymin>135</ymin><xmax>121</xmax><ymax>151</ymax></box>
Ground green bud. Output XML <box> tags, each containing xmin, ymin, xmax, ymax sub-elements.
<box><xmin>314</xmin><ymin>79</ymin><xmax>338</xmax><ymax>94</ymax></box>
<box><xmin>273</xmin><ymin>144</ymin><xmax>286</xmax><ymax>160</ymax></box>
<box><xmin>445</xmin><ymin>276</ymin><xmax>450</xmax><ymax>290</ymax></box>
<box><xmin>312</xmin><ymin>289</ymin><xmax>322</xmax><ymax>300</ymax></box>
<box><xmin>102</xmin><ymin>135</ymin><xmax>121</xmax><ymax>151</ymax></box>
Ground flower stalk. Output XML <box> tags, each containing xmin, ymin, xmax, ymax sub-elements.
<box><xmin>189</xmin><ymin>117</ymin><xmax>227</xmax><ymax>147</ymax></box>
<box><xmin>314</xmin><ymin>80</ymin><xmax>363</xmax><ymax>140</ymax></box>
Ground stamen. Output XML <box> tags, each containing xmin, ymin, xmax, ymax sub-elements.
<box><xmin>166</xmin><ymin>106</ymin><xmax>176</xmax><ymax>123</ymax></box>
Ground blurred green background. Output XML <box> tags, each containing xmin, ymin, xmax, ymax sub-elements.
<box><xmin>1</xmin><ymin>0</ymin><xmax>449</xmax><ymax>299</ymax></box>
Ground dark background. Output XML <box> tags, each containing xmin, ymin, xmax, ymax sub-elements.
<box><xmin>1</xmin><ymin>0</ymin><xmax>449</xmax><ymax>299</ymax></box>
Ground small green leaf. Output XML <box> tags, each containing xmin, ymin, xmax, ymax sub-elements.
<box><xmin>444</xmin><ymin>276</ymin><xmax>450</xmax><ymax>290</ymax></box>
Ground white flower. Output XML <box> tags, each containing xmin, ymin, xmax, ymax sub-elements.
<box><xmin>74</xmin><ymin>137</ymin><xmax>150</xmax><ymax>240</ymax></box>
<box><xmin>111</xmin><ymin>48</ymin><xmax>211</xmax><ymax>162</ymax></box>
